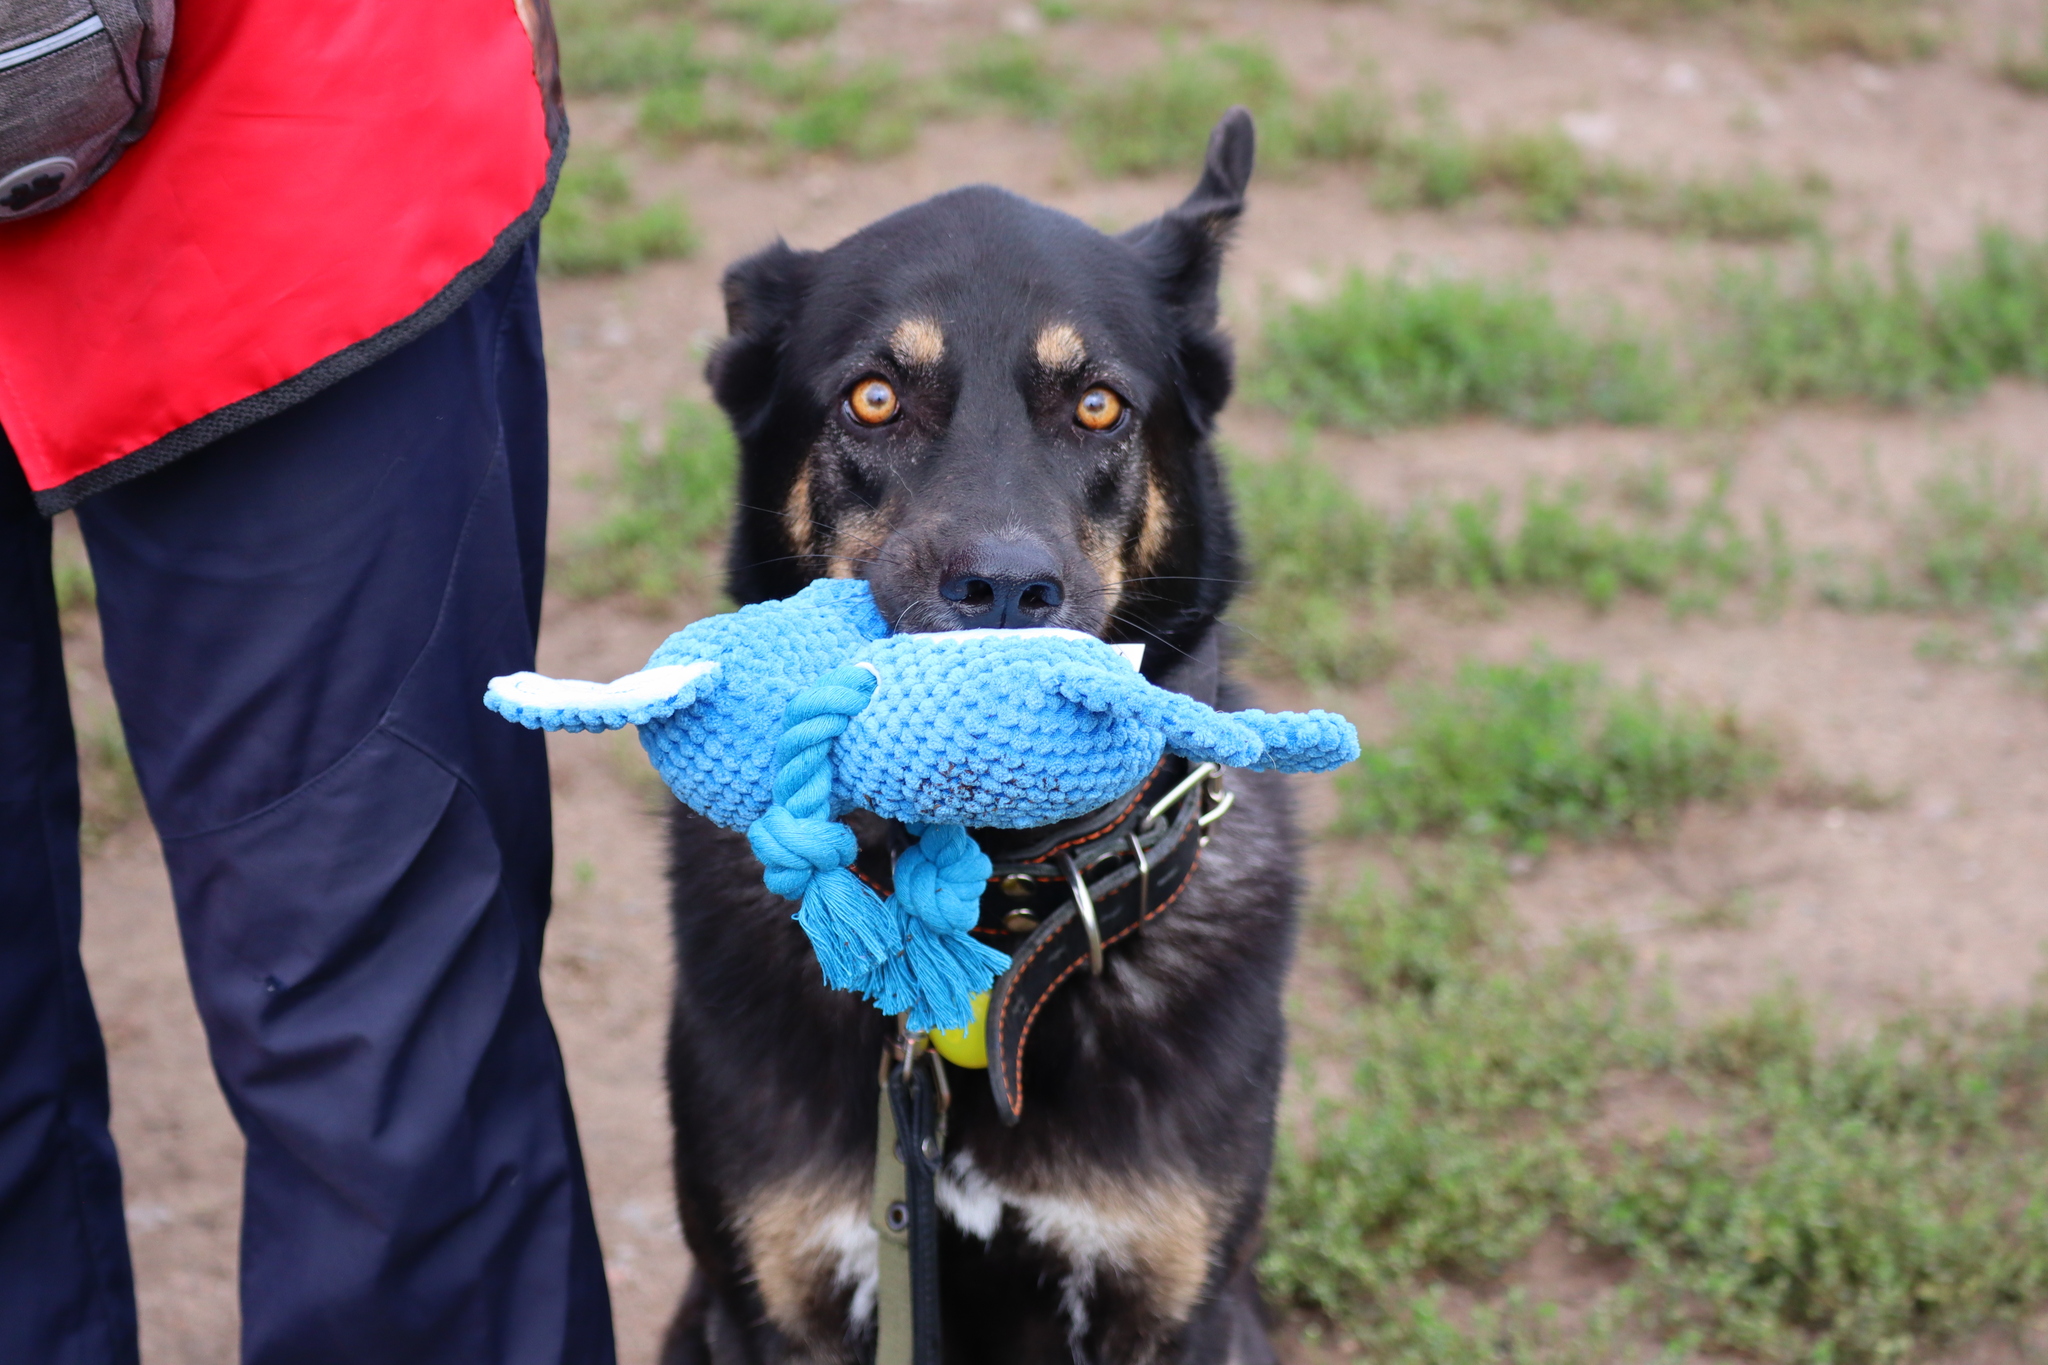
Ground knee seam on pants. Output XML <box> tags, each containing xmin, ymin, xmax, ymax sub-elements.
<box><xmin>154</xmin><ymin>439</ymin><xmax>518</xmax><ymax>845</ymax></box>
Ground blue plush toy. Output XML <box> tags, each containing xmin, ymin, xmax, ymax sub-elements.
<box><xmin>486</xmin><ymin>580</ymin><xmax>1358</xmax><ymax>1031</ymax></box>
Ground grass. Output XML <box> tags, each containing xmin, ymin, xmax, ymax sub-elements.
<box><xmin>1228</xmin><ymin>444</ymin><xmax>1789</xmax><ymax>685</ymax></box>
<box><xmin>1064</xmin><ymin>46</ymin><xmax>1821</xmax><ymax>243</ymax></box>
<box><xmin>1999</xmin><ymin>21</ymin><xmax>2048</xmax><ymax>96</ymax></box>
<box><xmin>555</xmin><ymin>0</ymin><xmax>708</xmax><ymax>96</ymax></box>
<box><xmin>710</xmin><ymin>0</ymin><xmax>839</xmax><ymax>43</ymax></box>
<box><xmin>1253</xmin><ymin>272</ymin><xmax>1675</xmax><ymax>432</ymax></box>
<box><xmin>1266</xmin><ymin>839</ymin><xmax>2048</xmax><ymax>1365</ymax></box>
<box><xmin>755</xmin><ymin>56</ymin><xmax>921</xmax><ymax>159</ymax></box>
<box><xmin>1711</xmin><ymin>230</ymin><xmax>2048</xmax><ymax>409</ymax></box>
<box><xmin>1816</xmin><ymin>451</ymin><xmax>2048</xmax><ymax>617</ymax></box>
<box><xmin>1625</xmin><ymin>166</ymin><xmax>1829</xmax><ymax>243</ymax></box>
<box><xmin>1368</xmin><ymin>108</ymin><xmax>1824</xmax><ymax>239</ymax></box>
<box><xmin>945</xmin><ymin>36</ymin><xmax>1071</xmax><ymax>122</ymax></box>
<box><xmin>1906</xmin><ymin>454</ymin><xmax>2048</xmax><ymax>611</ymax></box>
<box><xmin>76</xmin><ymin>714</ymin><xmax>141</xmax><ymax>854</ymax></box>
<box><xmin>558</xmin><ymin>399</ymin><xmax>737</xmax><ymax>603</ymax></box>
<box><xmin>1068</xmin><ymin>41</ymin><xmax>1294</xmax><ymax>178</ymax></box>
<box><xmin>553</xmin><ymin>0</ymin><xmax>922</xmax><ymax>162</ymax></box>
<box><xmin>51</xmin><ymin>513</ymin><xmax>95</xmax><ymax>625</ymax></box>
<box><xmin>634</xmin><ymin>49</ymin><xmax>925</xmax><ymax>160</ymax></box>
<box><xmin>1332</xmin><ymin>655</ymin><xmax>1777</xmax><ymax>850</ymax></box>
<box><xmin>1531</xmin><ymin>0</ymin><xmax>1942</xmax><ymax>62</ymax></box>
<box><xmin>541</xmin><ymin>150</ymin><xmax>699</xmax><ymax>276</ymax></box>
<box><xmin>549</xmin><ymin>13</ymin><xmax>1822</xmax><ymax>247</ymax></box>
<box><xmin>1255</xmin><ymin>228</ymin><xmax>2048</xmax><ymax>437</ymax></box>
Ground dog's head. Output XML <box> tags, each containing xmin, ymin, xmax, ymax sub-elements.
<box><xmin>707</xmin><ymin>109</ymin><xmax>1254</xmax><ymax>673</ymax></box>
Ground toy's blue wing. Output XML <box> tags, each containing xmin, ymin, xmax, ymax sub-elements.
<box><xmin>1214</xmin><ymin>707</ymin><xmax>1360</xmax><ymax>771</ymax></box>
<box><xmin>484</xmin><ymin>660</ymin><xmax>720</xmax><ymax>733</ymax></box>
<box><xmin>1049</xmin><ymin>664</ymin><xmax>1359</xmax><ymax>773</ymax></box>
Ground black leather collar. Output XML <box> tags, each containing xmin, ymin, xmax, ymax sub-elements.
<box><xmin>980</xmin><ymin>754</ymin><xmax>1222</xmax><ymax>1124</ymax></box>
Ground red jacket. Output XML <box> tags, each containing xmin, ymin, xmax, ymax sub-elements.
<box><xmin>0</xmin><ymin>0</ymin><xmax>564</xmax><ymax>514</ymax></box>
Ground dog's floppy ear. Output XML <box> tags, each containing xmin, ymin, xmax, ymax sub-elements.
<box><xmin>1120</xmin><ymin>107</ymin><xmax>1254</xmax><ymax>324</ymax></box>
<box><xmin>706</xmin><ymin>239</ymin><xmax>814</xmax><ymax>438</ymax></box>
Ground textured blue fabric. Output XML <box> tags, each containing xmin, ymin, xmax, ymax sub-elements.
<box><xmin>485</xmin><ymin>579</ymin><xmax>1359</xmax><ymax>1027</ymax></box>
<box><xmin>486</xmin><ymin>580</ymin><xmax>1360</xmax><ymax>833</ymax></box>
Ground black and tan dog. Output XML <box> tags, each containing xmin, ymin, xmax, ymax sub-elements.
<box><xmin>660</xmin><ymin>109</ymin><xmax>1298</xmax><ymax>1365</ymax></box>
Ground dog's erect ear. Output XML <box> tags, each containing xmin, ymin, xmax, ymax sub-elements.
<box><xmin>1120</xmin><ymin>107</ymin><xmax>1254</xmax><ymax>321</ymax></box>
<box><xmin>1177</xmin><ymin>105</ymin><xmax>1256</xmax><ymax>238</ymax></box>
<box><xmin>1119</xmin><ymin>108</ymin><xmax>1253</xmax><ymax>432</ymax></box>
<box><xmin>706</xmin><ymin>239</ymin><xmax>814</xmax><ymax>437</ymax></box>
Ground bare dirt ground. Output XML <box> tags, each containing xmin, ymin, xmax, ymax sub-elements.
<box><xmin>68</xmin><ymin>0</ymin><xmax>2048</xmax><ymax>1358</ymax></box>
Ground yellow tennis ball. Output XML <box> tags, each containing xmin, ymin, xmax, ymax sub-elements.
<box><xmin>930</xmin><ymin>991</ymin><xmax>990</xmax><ymax>1070</ymax></box>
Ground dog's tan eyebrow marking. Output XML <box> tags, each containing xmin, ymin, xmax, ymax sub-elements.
<box><xmin>889</xmin><ymin>316</ymin><xmax>945</xmax><ymax>368</ymax></box>
<box><xmin>1034</xmin><ymin>323</ymin><xmax>1087</xmax><ymax>372</ymax></box>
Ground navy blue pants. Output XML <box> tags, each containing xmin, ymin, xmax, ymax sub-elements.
<box><xmin>0</xmin><ymin>242</ymin><xmax>615</xmax><ymax>1364</ymax></box>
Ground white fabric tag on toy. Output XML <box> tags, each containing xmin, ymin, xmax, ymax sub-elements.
<box><xmin>896</xmin><ymin>629</ymin><xmax>1144</xmax><ymax>671</ymax></box>
<box><xmin>491</xmin><ymin>660</ymin><xmax>718</xmax><ymax>713</ymax></box>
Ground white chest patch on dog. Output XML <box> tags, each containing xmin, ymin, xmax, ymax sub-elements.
<box><xmin>935</xmin><ymin>1152</ymin><xmax>1215</xmax><ymax>1334</ymax></box>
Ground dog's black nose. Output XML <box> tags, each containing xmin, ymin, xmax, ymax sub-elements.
<box><xmin>939</xmin><ymin>542</ymin><xmax>1065</xmax><ymax>629</ymax></box>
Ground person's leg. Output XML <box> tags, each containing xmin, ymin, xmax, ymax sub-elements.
<box><xmin>0</xmin><ymin>455</ymin><xmax>139</xmax><ymax>1365</ymax></box>
<box><xmin>77</xmin><ymin>238</ymin><xmax>613</xmax><ymax>1365</ymax></box>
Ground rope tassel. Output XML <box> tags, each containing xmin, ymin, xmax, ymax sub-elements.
<box><xmin>882</xmin><ymin>823</ymin><xmax>1012</xmax><ymax>1034</ymax></box>
<box><xmin>747</xmin><ymin>666</ymin><xmax>896</xmax><ymax>991</ymax></box>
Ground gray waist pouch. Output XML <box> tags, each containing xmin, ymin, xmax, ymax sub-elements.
<box><xmin>1</xmin><ymin>0</ymin><xmax>173</xmax><ymax>220</ymax></box>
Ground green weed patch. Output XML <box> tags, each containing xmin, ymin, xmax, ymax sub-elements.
<box><xmin>1068</xmin><ymin>42</ymin><xmax>1293</xmax><ymax>177</ymax></box>
<box><xmin>555</xmin><ymin>0</ymin><xmax>707</xmax><ymax>95</ymax></box>
<box><xmin>710</xmin><ymin>0</ymin><xmax>838</xmax><ymax>43</ymax></box>
<box><xmin>1626</xmin><ymin>166</ymin><xmax>1828</xmax><ymax>243</ymax></box>
<box><xmin>1268</xmin><ymin>842</ymin><xmax>2048</xmax><ymax>1364</ymax></box>
<box><xmin>1369</xmin><ymin>115</ymin><xmax>1823</xmax><ymax>239</ymax></box>
<box><xmin>76</xmin><ymin>714</ymin><xmax>140</xmax><ymax>854</ymax></box>
<box><xmin>945</xmin><ymin>36</ymin><xmax>1071</xmax><ymax>122</ymax></box>
<box><xmin>1334</xmin><ymin>655</ymin><xmax>1776</xmax><ymax>849</ymax></box>
<box><xmin>554</xmin><ymin>0</ymin><xmax>923</xmax><ymax>162</ymax></box>
<box><xmin>1908</xmin><ymin>455</ymin><xmax>2048</xmax><ymax>610</ymax></box>
<box><xmin>1228</xmin><ymin>445</ymin><xmax>1787</xmax><ymax>685</ymax></box>
<box><xmin>1064</xmin><ymin>46</ymin><xmax>1819</xmax><ymax>243</ymax></box>
<box><xmin>1534</xmin><ymin>0</ymin><xmax>1941</xmax><ymax>63</ymax></box>
<box><xmin>2000</xmin><ymin>22</ymin><xmax>2048</xmax><ymax>96</ymax></box>
<box><xmin>559</xmin><ymin>400</ymin><xmax>737</xmax><ymax>602</ymax></box>
<box><xmin>1253</xmin><ymin>272</ymin><xmax>1674</xmax><ymax>432</ymax></box>
<box><xmin>1259</xmin><ymin>230</ymin><xmax>2048</xmax><ymax>434</ymax></box>
<box><xmin>541</xmin><ymin>150</ymin><xmax>698</xmax><ymax>276</ymax></box>
<box><xmin>1823</xmin><ymin>451</ymin><xmax>2048</xmax><ymax>615</ymax></box>
<box><xmin>1713</xmin><ymin>231</ymin><xmax>2048</xmax><ymax>408</ymax></box>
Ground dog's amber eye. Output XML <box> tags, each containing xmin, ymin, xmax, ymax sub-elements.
<box><xmin>1076</xmin><ymin>387</ymin><xmax>1123</xmax><ymax>431</ymax></box>
<box><xmin>848</xmin><ymin>378</ymin><xmax>899</xmax><ymax>425</ymax></box>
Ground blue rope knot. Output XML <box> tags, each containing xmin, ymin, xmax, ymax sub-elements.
<box><xmin>746</xmin><ymin>665</ymin><xmax>896</xmax><ymax>989</ymax></box>
<box><xmin>746</xmin><ymin>662</ymin><xmax>1011</xmax><ymax>1033</ymax></box>
<box><xmin>873</xmin><ymin>822</ymin><xmax>1012</xmax><ymax>1034</ymax></box>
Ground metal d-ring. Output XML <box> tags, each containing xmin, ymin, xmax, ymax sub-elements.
<box><xmin>1126</xmin><ymin>829</ymin><xmax>1151</xmax><ymax>921</ymax></box>
<box><xmin>1143</xmin><ymin>761</ymin><xmax>1220</xmax><ymax>833</ymax></box>
<box><xmin>1057</xmin><ymin>850</ymin><xmax>1104</xmax><ymax>976</ymax></box>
